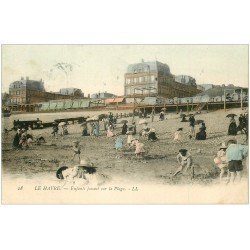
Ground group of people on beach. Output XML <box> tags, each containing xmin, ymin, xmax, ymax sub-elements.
<box><xmin>228</xmin><ymin>113</ymin><xmax>248</xmax><ymax>137</ymax></box>
<box><xmin>9</xmin><ymin>108</ymin><xmax>248</xmax><ymax>185</ymax></box>
<box><xmin>12</xmin><ymin>126</ymin><xmax>45</xmax><ymax>149</ymax></box>
<box><xmin>214</xmin><ymin>139</ymin><xmax>248</xmax><ymax>183</ymax></box>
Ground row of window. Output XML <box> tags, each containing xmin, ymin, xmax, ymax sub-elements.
<box><xmin>10</xmin><ymin>98</ymin><xmax>26</xmax><ymax>103</ymax></box>
<box><xmin>125</xmin><ymin>86</ymin><xmax>157</xmax><ymax>95</ymax></box>
<box><xmin>11</xmin><ymin>84</ymin><xmax>21</xmax><ymax>89</ymax></box>
<box><xmin>10</xmin><ymin>90</ymin><xmax>26</xmax><ymax>95</ymax></box>
<box><xmin>125</xmin><ymin>75</ymin><xmax>156</xmax><ymax>84</ymax></box>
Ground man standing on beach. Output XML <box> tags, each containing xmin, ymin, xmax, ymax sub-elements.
<box><xmin>226</xmin><ymin>139</ymin><xmax>248</xmax><ymax>184</ymax></box>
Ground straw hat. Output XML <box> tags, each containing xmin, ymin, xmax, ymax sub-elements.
<box><xmin>226</xmin><ymin>138</ymin><xmax>237</xmax><ymax>146</ymax></box>
<box><xmin>219</xmin><ymin>142</ymin><xmax>227</xmax><ymax>149</ymax></box>
<box><xmin>79</xmin><ymin>159</ymin><xmax>92</xmax><ymax>167</ymax></box>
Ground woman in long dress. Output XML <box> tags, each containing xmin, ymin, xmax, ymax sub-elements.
<box><xmin>228</xmin><ymin>118</ymin><xmax>237</xmax><ymax>135</ymax></box>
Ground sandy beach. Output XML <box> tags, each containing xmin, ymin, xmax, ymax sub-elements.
<box><xmin>1</xmin><ymin>107</ymin><xmax>248</xmax><ymax>204</ymax></box>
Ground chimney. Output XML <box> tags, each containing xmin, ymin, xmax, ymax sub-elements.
<box><xmin>88</xmin><ymin>94</ymin><xmax>90</xmax><ymax>98</ymax></box>
<box><xmin>26</xmin><ymin>76</ymin><xmax>29</xmax><ymax>81</ymax></box>
<box><xmin>21</xmin><ymin>77</ymin><xmax>24</xmax><ymax>80</ymax></box>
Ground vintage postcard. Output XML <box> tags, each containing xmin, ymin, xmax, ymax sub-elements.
<box><xmin>1</xmin><ymin>45</ymin><xmax>248</xmax><ymax>204</ymax></box>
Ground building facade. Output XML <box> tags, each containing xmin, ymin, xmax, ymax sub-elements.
<box><xmin>8</xmin><ymin>77</ymin><xmax>84</xmax><ymax>105</ymax></box>
<box><xmin>6</xmin><ymin>77</ymin><xmax>86</xmax><ymax>112</ymax></box>
<box><xmin>124</xmin><ymin>61</ymin><xmax>201</xmax><ymax>98</ymax></box>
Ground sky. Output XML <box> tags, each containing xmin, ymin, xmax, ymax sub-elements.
<box><xmin>2</xmin><ymin>45</ymin><xmax>249</xmax><ymax>96</ymax></box>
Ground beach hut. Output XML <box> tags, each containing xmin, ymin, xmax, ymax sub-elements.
<box><xmin>173</xmin><ymin>97</ymin><xmax>181</xmax><ymax>104</ymax></box>
<box><xmin>64</xmin><ymin>100</ymin><xmax>73</xmax><ymax>109</ymax></box>
<box><xmin>79</xmin><ymin>100</ymin><xmax>90</xmax><ymax>108</ymax></box>
<box><xmin>55</xmin><ymin>101</ymin><xmax>65</xmax><ymax>110</ymax></box>
<box><xmin>231</xmin><ymin>93</ymin><xmax>240</xmax><ymax>101</ymax></box>
<box><xmin>192</xmin><ymin>96</ymin><xmax>202</xmax><ymax>104</ymax></box>
<box><xmin>48</xmin><ymin>102</ymin><xmax>58</xmax><ymax>110</ymax></box>
<box><xmin>214</xmin><ymin>96</ymin><xmax>222</xmax><ymax>102</ymax></box>
<box><xmin>201</xmin><ymin>95</ymin><xmax>210</xmax><ymax>103</ymax></box>
<box><xmin>40</xmin><ymin>102</ymin><xmax>50</xmax><ymax>111</ymax></box>
<box><xmin>72</xmin><ymin>100</ymin><xmax>81</xmax><ymax>109</ymax></box>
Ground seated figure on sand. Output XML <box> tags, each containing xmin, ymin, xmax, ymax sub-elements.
<box><xmin>196</xmin><ymin>122</ymin><xmax>207</xmax><ymax>140</ymax></box>
<box><xmin>173</xmin><ymin>149</ymin><xmax>193</xmax><ymax>177</ymax></box>
<box><xmin>148</xmin><ymin>128</ymin><xmax>158</xmax><ymax>141</ymax></box>
<box><xmin>56</xmin><ymin>159</ymin><xmax>108</xmax><ymax>186</ymax></box>
<box><xmin>140</xmin><ymin>123</ymin><xmax>150</xmax><ymax>137</ymax></box>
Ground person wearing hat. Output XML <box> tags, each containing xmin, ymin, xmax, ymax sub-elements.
<box><xmin>148</xmin><ymin>128</ymin><xmax>158</xmax><ymax>141</ymax></box>
<box><xmin>228</xmin><ymin>117</ymin><xmax>237</xmax><ymax>136</ymax></box>
<box><xmin>132</xmin><ymin>139</ymin><xmax>146</xmax><ymax>157</ymax></box>
<box><xmin>188</xmin><ymin>115</ymin><xmax>196</xmax><ymax>138</ymax></box>
<box><xmin>121</xmin><ymin>121</ymin><xmax>128</xmax><ymax>135</ymax></box>
<box><xmin>196</xmin><ymin>122</ymin><xmax>207</xmax><ymax>140</ymax></box>
<box><xmin>214</xmin><ymin>142</ymin><xmax>229</xmax><ymax>183</ymax></box>
<box><xmin>19</xmin><ymin>129</ymin><xmax>28</xmax><ymax>148</ymax></box>
<box><xmin>59</xmin><ymin>159</ymin><xmax>95</xmax><ymax>180</ymax></box>
<box><xmin>131</xmin><ymin>121</ymin><xmax>137</xmax><ymax>135</ymax></box>
<box><xmin>52</xmin><ymin>122</ymin><xmax>59</xmax><ymax>138</ymax></box>
<box><xmin>72</xmin><ymin>141</ymin><xmax>81</xmax><ymax>163</ymax></box>
<box><xmin>173</xmin><ymin>149</ymin><xmax>193</xmax><ymax>177</ymax></box>
<box><xmin>126</xmin><ymin>129</ymin><xmax>135</xmax><ymax>146</ymax></box>
<box><xmin>13</xmin><ymin>129</ymin><xmax>22</xmax><ymax>149</ymax></box>
<box><xmin>141</xmin><ymin>123</ymin><xmax>150</xmax><ymax>137</ymax></box>
<box><xmin>174</xmin><ymin>128</ymin><xmax>183</xmax><ymax>141</ymax></box>
<box><xmin>226</xmin><ymin>139</ymin><xmax>248</xmax><ymax>184</ymax></box>
<box><xmin>159</xmin><ymin>111</ymin><xmax>165</xmax><ymax>121</ymax></box>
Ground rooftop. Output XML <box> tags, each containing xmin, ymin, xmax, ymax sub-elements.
<box><xmin>126</xmin><ymin>60</ymin><xmax>171</xmax><ymax>75</ymax></box>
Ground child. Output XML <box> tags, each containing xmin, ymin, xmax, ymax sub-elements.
<box><xmin>174</xmin><ymin>128</ymin><xmax>183</xmax><ymax>141</ymax></box>
<box><xmin>107</xmin><ymin>125</ymin><xmax>115</xmax><ymax>137</ymax></box>
<box><xmin>72</xmin><ymin>141</ymin><xmax>81</xmax><ymax>163</ymax></box>
<box><xmin>173</xmin><ymin>149</ymin><xmax>193</xmax><ymax>177</ymax></box>
<box><xmin>214</xmin><ymin>143</ymin><xmax>229</xmax><ymax>183</ymax></box>
<box><xmin>141</xmin><ymin>123</ymin><xmax>150</xmax><ymax>137</ymax></box>
<box><xmin>52</xmin><ymin>123</ymin><xmax>59</xmax><ymax>138</ymax></box>
<box><xmin>226</xmin><ymin>139</ymin><xmax>248</xmax><ymax>184</ymax></box>
<box><xmin>126</xmin><ymin>130</ymin><xmax>134</xmax><ymax>146</ymax></box>
<box><xmin>132</xmin><ymin>139</ymin><xmax>145</xmax><ymax>157</ymax></box>
<box><xmin>115</xmin><ymin>136</ymin><xmax>124</xmax><ymax>150</ymax></box>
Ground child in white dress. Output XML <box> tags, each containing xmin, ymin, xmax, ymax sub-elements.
<box><xmin>214</xmin><ymin>143</ymin><xmax>229</xmax><ymax>183</ymax></box>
